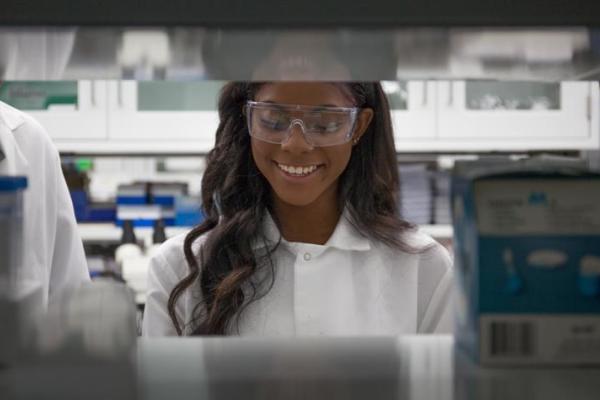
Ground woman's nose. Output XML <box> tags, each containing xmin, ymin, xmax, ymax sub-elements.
<box><xmin>281</xmin><ymin>120</ymin><xmax>314</xmax><ymax>152</ymax></box>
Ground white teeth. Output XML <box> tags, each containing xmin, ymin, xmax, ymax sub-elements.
<box><xmin>277</xmin><ymin>163</ymin><xmax>319</xmax><ymax>176</ymax></box>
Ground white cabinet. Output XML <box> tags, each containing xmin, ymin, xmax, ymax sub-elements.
<box><xmin>106</xmin><ymin>81</ymin><xmax>220</xmax><ymax>153</ymax></box>
<box><xmin>386</xmin><ymin>81</ymin><xmax>437</xmax><ymax>148</ymax></box>
<box><xmin>434</xmin><ymin>81</ymin><xmax>599</xmax><ymax>151</ymax></box>
<box><xmin>3</xmin><ymin>80</ymin><xmax>597</xmax><ymax>154</ymax></box>
<box><xmin>0</xmin><ymin>81</ymin><xmax>108</xmax><ymax>141</ymax></box>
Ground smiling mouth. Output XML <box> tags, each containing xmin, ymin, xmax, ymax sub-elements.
<box><xmin>275</xmin><ymin>162</ymin><xmax>323</xmax><ymax>177</ymax></box>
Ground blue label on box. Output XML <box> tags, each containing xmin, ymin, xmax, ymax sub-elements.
<box><xmin>479</xmin><ymin>236</ymin><xmax>600</xmax><ymax>313</ymax></box>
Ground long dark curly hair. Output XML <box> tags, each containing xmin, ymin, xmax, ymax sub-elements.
<box><xmin>168</xmin><ymin>82</ymin><xmax>419</xmax><ymax>335</ymax></box>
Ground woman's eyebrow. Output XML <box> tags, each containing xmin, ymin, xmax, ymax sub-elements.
<box><xmin>256</xmin><ymin>101</ymin><xmax>348</xmax><ymax>111</ymax></box>
<box><xmin>315</xmin><ymin>104</ymin><xmax>339</xmax><ymax>109</ymax></box>
<box><xmin>256</xmin><ymin>101</ymin><xmax>287</xmax><ymax>111</ymax></box>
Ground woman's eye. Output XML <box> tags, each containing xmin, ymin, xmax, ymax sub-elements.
<box><xmin>259</xmin><ymin>115</ymin><xmax>288</xmax><ymax>130</ymax></box>
<box><xmin>324</xmin><ymin>122</ymin><xmax>342</xmax><ymax>132</ymax></box>
<box><xmin>313</xmin><ymin>121</ymin><xmax>342</xmax><ymax>133</ymax></box>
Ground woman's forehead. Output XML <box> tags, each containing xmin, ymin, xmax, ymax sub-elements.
<box><xmin>253</xmin><ymin>82</ymin><xmax>356</xmax><ymax>106</ymax></box>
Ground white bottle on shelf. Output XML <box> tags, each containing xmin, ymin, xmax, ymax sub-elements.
<box><xmin>115</xmin><ymin>220</ymin><xmax>143</xmax><ymax>271</ymax></box>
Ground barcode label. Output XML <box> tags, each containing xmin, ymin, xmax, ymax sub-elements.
<box><xmin>489</xmin><ymin>321</ymin><xmax>536</xmax><ymax>358</ymax></box>
<box><xmin>480</xmin><ymin>315</ymin><xmax>600</xmax><ymax>365</ymax></box>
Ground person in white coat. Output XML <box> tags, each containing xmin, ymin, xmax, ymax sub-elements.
<box><xmin>0</xmin><ymin>100</ymin><xmax>89</xmax><ymax>309</ymax></box>
<box><xmin>143</xmin><ymin>82</ymin><xmax>454</xmax><ymax>337</ymax></box>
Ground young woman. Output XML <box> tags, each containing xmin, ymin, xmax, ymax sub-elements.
<box><xmin>143</xmin><ymin>82</ymin><xmax>453</xmax><ymax>336</ymax></box>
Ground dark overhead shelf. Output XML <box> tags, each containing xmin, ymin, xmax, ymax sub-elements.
<box><xmin>2</xmin><ymin>0</ymin><xmax>600</xmax><ymax>27</ymax></box>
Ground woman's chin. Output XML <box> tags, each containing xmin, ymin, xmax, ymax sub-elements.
<box><xmin>273</xmin><ymin>191</ymin><xmax>320</xmax><ymax>209</ymax></box>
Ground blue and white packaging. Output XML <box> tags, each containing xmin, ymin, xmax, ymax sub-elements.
<box><xmin>0</xmin><ymin>176</ymin><xmax>27</xmax><ymax>285</ymax></box>
<box><xmin>116</xmin><ymin>182</ymin><xmax>185</xmax><ymax>226</ymax></box>
<box><xmin>0</xmin><ymin>175</ymin><xmax>35</xmax><ymax>365</ymax></box>
<box><xmin>452</xmin><ymin>160</ymin><xmax>600</xmax><ymax>366</ymax></box>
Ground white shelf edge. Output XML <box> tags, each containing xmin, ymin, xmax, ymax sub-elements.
<box><xmin>55</xmin><ymin>141</ymin><xmax>213</xmax><ymax>154</ymax></box>
<box><xmin>419</xmin><ymin>224</ymin><xmax>453</xmax><ymax>239</ymax></box>
<box><xmin>78</xmin><ymin>223</ymin><xmax>453</xmax><ymax>242</ymax></box>
<box><xmin>78</xmin><ymin>223</ymin><xmax>191</xmax><ymax>243</ymax></box>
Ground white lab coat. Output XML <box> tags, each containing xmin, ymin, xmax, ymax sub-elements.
<box><xmin>143</xmin><ymin>210</ymin><xmax>454</xmax><ymax>336</ymax></box>
<box><xmin>0</xmin><ymin>101</ymin><xmax>89</xmax><ymax>309</ymax></box>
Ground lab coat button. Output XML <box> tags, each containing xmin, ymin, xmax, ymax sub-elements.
<box><xmin>303</xmin><ymin>252</ymin><xmax>312</xmax><ymax>261</ymax></box>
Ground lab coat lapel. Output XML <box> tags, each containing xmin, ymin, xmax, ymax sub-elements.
<box><xmin>0</xmin><ymin>104</ymin><xmax>29</xmax><ymax>175</ymax></box>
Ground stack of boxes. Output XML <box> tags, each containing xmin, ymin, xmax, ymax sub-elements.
<box><xmin>116</xmin><ymin>182</ymin><xmax>186</xmax><ymax>227</ymax></box>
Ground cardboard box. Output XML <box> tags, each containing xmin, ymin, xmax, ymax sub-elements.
<box><xmin>452</xmin><ymin>160</ymin><xmax>600</xmax><ymax>365</ymax></box>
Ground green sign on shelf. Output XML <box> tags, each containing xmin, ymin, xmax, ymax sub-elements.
<box><xmin>0</xmin><ymin>81</ymin><xmax>78</xmax><ymax>110</ymax></box>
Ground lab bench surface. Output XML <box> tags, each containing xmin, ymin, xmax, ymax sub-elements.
<box><xmin>137</xmin><ymin>335</ymin><xmax>600</xmax><ymax>400</ymax></box>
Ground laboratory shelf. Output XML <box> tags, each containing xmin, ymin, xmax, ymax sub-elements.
<box><xmin>56</xmin><ymin>140</ymin><xmax>212</xmax><ymax>155</ymax></box>
<box><xmin>77</xmin><ymin>223</ymin><xmax>191</xmax><ymax>245</ymax></box>
<box><xmin>78</xmin><ymin>223</ymin><xmax>454</xmax><ymax>243</ymax></box>
<box><xmin>137</xmin><ymin>336</ymin><xmax>600</xmax><ymax>400</ymax></box>
<box><xmin>3</xmin><ymin>325</ymin><xmax>599</xmax><ymax>399</ymax></box>
<box><xmin>419</xmin><ymin>224</ymin><xmax>453</xmax><ymax>239</ymax></box>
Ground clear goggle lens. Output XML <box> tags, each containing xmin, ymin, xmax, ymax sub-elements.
<box><xmin>245</xmin><ymin>101</ymin><xmax>359</xmax><ymax>147</ymax></box>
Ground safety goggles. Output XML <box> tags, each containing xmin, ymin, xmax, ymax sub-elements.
<box><xmin>244</xmin><ymin>101</ymin><xmax>360</xmax><ymax>147</ymax></box>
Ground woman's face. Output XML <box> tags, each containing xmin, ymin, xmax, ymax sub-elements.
<box><xmin>250</xmin><ymin>82</ymin><xmax>373</xmax><ymax>209</ymax></box>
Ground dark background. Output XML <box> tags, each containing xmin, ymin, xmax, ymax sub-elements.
<box><xmin>1</xmin><ymin>0</ymin><xmax>600</xmax><ymax>27</ymax></box>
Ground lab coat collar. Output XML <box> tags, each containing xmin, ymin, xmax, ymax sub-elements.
<box><xmin>325</xmin><ymin>210</ymin><xmax>371</xmax><ymax>251</ymax></box>
<box><xmin>255</xmin><ymin>208</ymin><xmax>371</xmax><ymax>252</ymax></box>
<box><xmin>0</xmin><ymin>102</ymin><xmax>29</xmax><ymax>174</ymax></box>
<box><xmin>0</xmin><ymin>101</ymin><xmax>27</xmax><ymax>131</ymax></box>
